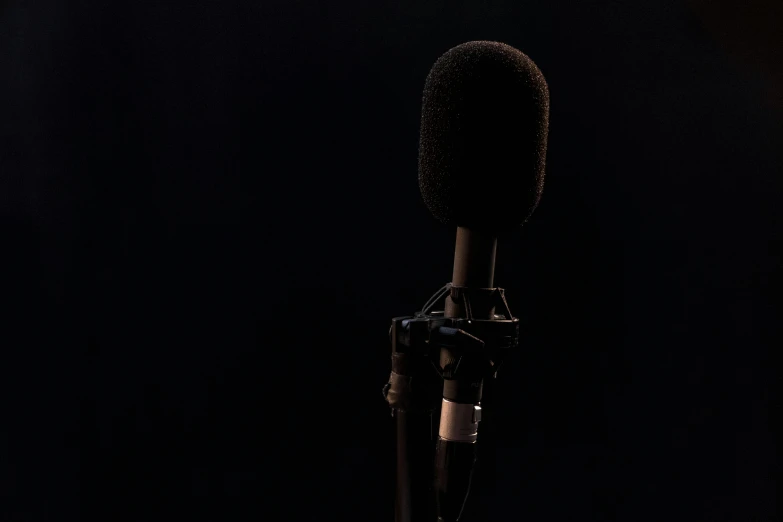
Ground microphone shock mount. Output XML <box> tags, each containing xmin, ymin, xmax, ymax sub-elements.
<box><xmin>383</xmin><ymin>283</ymin><xmax>519</xmax><ymax>522</ymax></box>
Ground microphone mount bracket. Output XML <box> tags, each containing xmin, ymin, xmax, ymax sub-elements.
<box><xmin>383</xmin><ymin>283</ymin><xmax>519</xmax><ymax>416</ymax></box>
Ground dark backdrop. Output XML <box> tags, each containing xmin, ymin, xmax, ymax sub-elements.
<box><xmin>1</xmin><ymin>1</ymin><xmax>779</xmax><ymax>521</ymax></box>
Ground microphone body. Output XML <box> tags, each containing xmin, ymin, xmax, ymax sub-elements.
<box><xmin>435</xmin><ymin>227</ymin><xmax>497</xmax><ymax>521</ymax></box>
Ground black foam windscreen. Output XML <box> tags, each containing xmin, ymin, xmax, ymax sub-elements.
<box><xmin>418</xmin><ymin>41</ymin><xmax>550</xmax><ymax>233</ymax></box>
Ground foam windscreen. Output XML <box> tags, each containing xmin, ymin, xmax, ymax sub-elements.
<box><xmin>418</xmin><ymin>41</ymin><xmax>550</xmax><ymax>233</ymax></box>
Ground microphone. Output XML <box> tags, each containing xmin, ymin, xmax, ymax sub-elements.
<box><xmin>419</xmin><ymin>41</ymin><xmax>549</xmax><ymax>522</ymax></box>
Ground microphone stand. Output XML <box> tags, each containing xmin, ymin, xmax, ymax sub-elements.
<box><xmin>383</xmin><ymin>284</ymin><xmax>519</xmax><ymax>522</ymax></box>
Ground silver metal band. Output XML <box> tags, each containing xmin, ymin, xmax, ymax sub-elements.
<box><xmin>438</xmin><ymin>399</ymin><xmax>482</xmax><ymax>442</ymax></box>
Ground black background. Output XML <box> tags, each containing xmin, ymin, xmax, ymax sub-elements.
<box><xmin>1</xmin><ymin>1</ymin><xmax>780</xmax><ymax>521</ymax></box>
